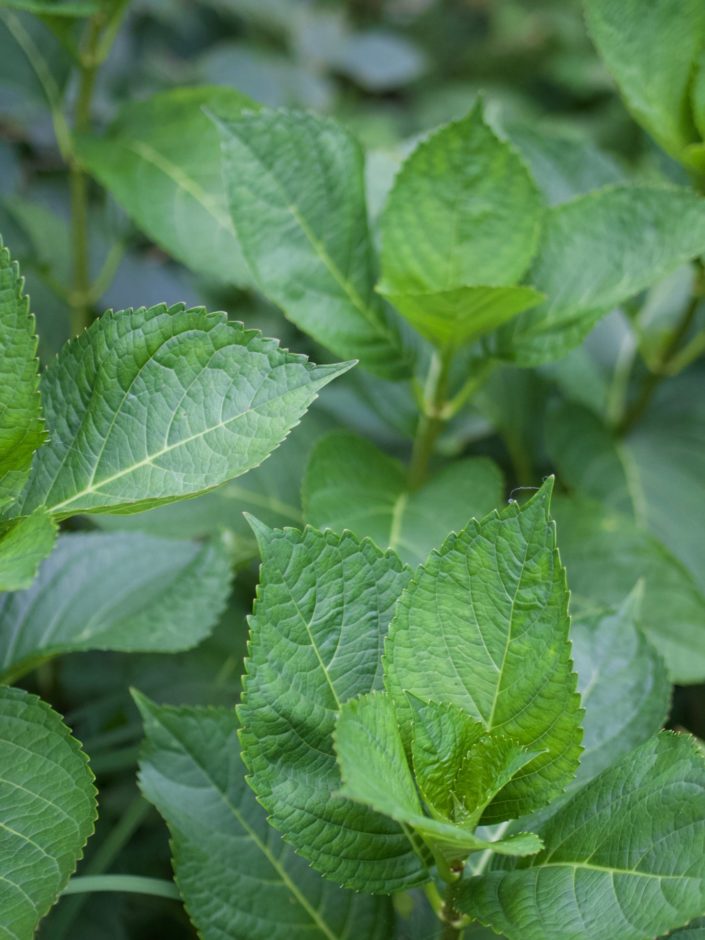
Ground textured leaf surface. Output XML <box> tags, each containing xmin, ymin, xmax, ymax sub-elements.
<box><xmin>0</xmin><ymin>531</ymin><xmax>231</xmax><ymax>682</ymax></box>
<box><xmin>548</xmin><ymin>395</ymin><xmax>705</xmax><ymax>590</ymax></box>
<box><xmin>495</xmin><ymin>186</ymin><xmax>705</xmax><ymax>364</ymax></box>
<box><xmin>379</xmin><ymin>107</ymin><xmax>543</xmax><ymax>295</ymax></box>
<box><xmin>552</xmin><ymin>495</ymin><xmax>705</xmax><ymax>683</ymax></box>
<box><xmin>0</xmin><ymin>239</ymin><xmax>44</xmax><ymax>503</ymax></box>
<box><xmin>379</xmin><ymin>285</ymin><xmax>543</xmax><ymax>349</ymax></box>
<box><xmin>457</xmin><ymin>733</ymin><xmax>705</xmax><ymax>940</ymax></box>
<box><xmin>240</xmin><ymin>524</ymin><xmax>427</xmax><ymax>891</ymax></box>
<box><xmin>15</xmin><ymin>304</ymin><xmax>348</xmax><ymax>517</ymax></box>
<box><xmin>584</xmin><ymin>0</ymin><xmax>705</xmax><ymax>157</ymax></box>
<box><xmin>77</xmin><ymin>87</ymin><xmax>256</xmax><ymax>285</ymax></box>
<box><xmin>217</xmin><ymin>109</ymin><xmax>411</xmax><ymax>378</ymax></box>
<box><xmin>0</xmin><ymin>686</ymin><xmax>96</xmax><ymax>939</ymax></box>
<box><xmin>0</xmin><ymin>508</ymin><xmax>56</xmax><ymax>592</ymax></box>
<box><xmin>303</xmin><ymin>432</ymin><xmax>502</xmax><ymax>564</ymax></box>
<box><xmin>385</xmin><ymin>481</ymin><xmax>582</xmax><ymax>822</ymax></box>
<box><xmin>136</xmin><ymin>697</ymin><xmax>392</xmax><ymax>940</ymax></box>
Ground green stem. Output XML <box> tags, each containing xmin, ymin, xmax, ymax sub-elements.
<box><xmin>62</xmin><ymin>874</ymin><xmax>180</xmax><ymax>901</ymax></box>
<box><xmin>408</xmin><ymin>348</ymin><xmax>453</xmax><ymax>489</ymax></box>
<box><xmin>441</xmin><ymin>359</ymin><xmax>495</xmax><ymax>420</ymax></box>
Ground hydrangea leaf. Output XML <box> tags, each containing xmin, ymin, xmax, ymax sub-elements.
<box><xmin>14</xmin><ymin>304</ymin><xmax>350</xmax><ymax>518</ymax></box>
<box><xmin>136</xmin><ymin>695</ymin><xmax>393</xmax><ymax>940</ymax></box>
<box><xmin>384</xmin><ymin>479</ymin><xmax>583</xmax><ymax>822</ymax></box>
<box><xmin>0</xmin><ymin>508</ymin><xmax>56</xmax><ymax>592</ymax></box>
<box><xmin>0</xmin><ymin>686</ymin><xmax>96</xmax><ymax>937</ymax></box>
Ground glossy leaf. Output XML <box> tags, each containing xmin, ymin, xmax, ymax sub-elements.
<box><xmin>14</xmin><ymin>304</ymin><xmax>349</xmax><ymax>518</ymax></box>
<box><xmin>384</xmin><ymin>480</ymin><xmax>583</xmax><ymax>822</ymax></box>
<box><xmin>77</xmin><ymin>87</ymin><xmax>257</xmax><ymax>286</ymax></box>
<box><xmin>0</xmin><ymin>531</ymin><xmax>231</xmax><ymax>683</ymax></box>
<box><xmin>0</xmin><ymin>508</ymin><xmax>56</xmax><ymax>592</ymax></box>
<box><xmin>0</xmin><ymin>686</ymin><xmax>96</xmax><ymax>937</ymax></box>
<box><xmin>457</xmin><ymin>733</ymin><xmax>705</xmax><ymax>940</ymax></box>
<box><xmin>217</xmin><ymin>109</ymin><xmax>412</xmax><ymax>378</ymax></box>
<box><xmin>136</xmin><ymin>696</ymin><xmax>393</xmax><ymax>940</ymax></box>
<box><xmin>303</xmin><ymin>432</ymin><xmax>503</xmax><ymax>564</ymax></box>
<box><xmin>239</xmin><ymin>523</ymin><xmax>427</xmax><ymax>892</ymax></box>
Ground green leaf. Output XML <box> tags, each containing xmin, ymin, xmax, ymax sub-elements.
<box><xmin>0</xmin><ymin>686</ymin><xmax>96</xmax><ymax>937</ymax></box>
<box><xmin>335</xmin><ymin>693</ymin><xmax>543</xmax><ymax>861</ymax></box>
<box><xmin>694</xmin><ymin>53</ymin><xmax>705</xmax><ymax>141</ymax></box>
<box><xmin>456</xmin><ymin>733</ymin><xmax>705</xmax><ymax>940</ymax></box>
<box><xmin>13</xmin><ymin>304</ymin><xmax>349</xmax><ymax>518</ymax></box>
<box><xmin>0</xmin><ymin>531</ymin><xmax>232</xmax><ymax>683</ymax></box>
<box><xmin>76</xmin><ymin>87</ymin><xmax>258</xmax><ymax>286</ymax></box>
<box><xmin>0</xmin><ymin>238</ymin><xmax>44</xmax><ymax>503</ymax></box>
<box><xmin>384</xmin><ymin>480</ymin><xmax>583</xmax><ymax>822</ymax></box>
<box><xmin>0</xmin><ymin>508</ymin><xmax>56</xmax><ymax>592</ymax></box>
<box><xmin>570</xmin><ymin>588</ymin><xmax>670</xmax><ymax>792</ymax></box>
<box><xmin>216</xmin><ymin>109</ymin><xmax>412</xmax><ymax>379</ymax></box>
<box><xmin>378</xmin><ymin>106</ymin><xmax>543</xmax><ymax>296</ymax></box>
<box><xmin>0</xmin><ymin>0</ymin><xmax>99</xmax><ymax>14</ymax></box>
<box><xmin>494</xmin><ymin>185</ymin><xmax>705</xmax><ymax>365</ymax></box>
<box><xmin>136</xmin><ymin>696</ymin><xmax>393</xmax><ymax>940</ymax></box>
<box><xmin>668</xmin><ymin>920</ymin><xmax>705</xmax><ymax>939</ymax></box>
<box><xmin>239</xmin><ymin>523</ymin><xmax>428</xmax><ymax>892</ymax></box>
<box><xmin>378</xmin><ymin>285</ymin><xmax>543</xmax><ymax>349</ymax></box>
<box><xmin>547</xmin><ymin>396</ymin><xmax>705</xmax><ymax>590</ymax></box>
<box><xmin>303</xmin><ymin>432</ymin><xmax>503</xmax><ymax>564</ymax></box>
<box><xmin>552</xmin><ymin>495</ymin><xmax>705</xmax><ymax>683</ymax></box>
<box><xmin>584</xmin><ymin>0</ymin><xmax>705</xmax><ymax>158</ymax></box>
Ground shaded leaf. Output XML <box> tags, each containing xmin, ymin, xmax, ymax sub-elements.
<box><xmin>0</xmin><ymin>508</ymin><xmax>56</xmax><ymax>591</ymax></box>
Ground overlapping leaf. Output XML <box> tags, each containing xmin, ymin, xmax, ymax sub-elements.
<box><xmin>137</xmin><ymin>696</ymin><xmax>393</xmax><ymax>940</ymax></box>
<box><xmin>14</xmin><ymin>304</ymin><xmax>349</xmax><ymax>518</ymax></box>
<box><xmin>0</xmin><ymin>508</ymin><xmax>55</xmax><ymax>592</ymax></box>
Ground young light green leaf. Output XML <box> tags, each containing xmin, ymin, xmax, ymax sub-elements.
<box><xmin>379</xmin><ymin>106</ymin><xmax>543</xmax><ymax>295</ymax></box>
<box><xmin>0</xmin><ymin>238</ymin><xmax>44</xmax><ymax>503</ymax></box>
<box><xmin>457</xmin><ymin>733</ymin><xmax>705</xmax><ymax>940</ymax></box>
<box><xmin>303</xmin><ymin>432</ymin><xmax>503</xmax><ymax>564</ymax></box>
<box><xmin>334</xmin><ymin>692</ymin><xmax>542</xmax><ymax>861</ymax></box>
<box><xmin>552</xmin><ymin>495</ymin><xmax>705</xmax><ymax>683</ymax></box>
<box><xmin>0</xmin><ymin>508</ymin><xmax>56</xmax><ymax>592</ymax></box>
<box><xmin>494</xmin><ymin>185</ymin><xmax>705</xmax><ymax>365</ymax></box>
<box><xmin>216</xmin><ymin>109</ymin><xmax>412</xmax><ymax>378</ymax></box>
<box><xmin>0</xmin><ymin>686</ymin><xmax>96</xmax><ymax>938</ymax></box>
<box><xmin>14</xmin><ymin>304</ymin><xmax>349</xmax><ymax>518</ymax></box>
<box><xmin>136</xmin><ymin>696</ymin><xmax>393</xmax><ymax>940</ymax></box>
<box><xmin>0</xmin><ymin>531</ymin><xmax>232</xmax><ymax>684</ymax></box>
<box><xmin>584</xmin><ymin>0</ymin><xmax>705</xmax><ymax>159</ymax></box>
<box><xmin>385</xmin><ymin>480</ymin><xmax>583</xmax><ymax>822</ymax></box>
<box><xmin>378</xmin><ymin>285</ymin><xmax>543</xmax><ymax>349</ymax></box>
<box><xmin>76</xmin><ymin>87</ymin><xmax>258</xmax><ymax>286</ymax></box>
<box><xmin>239</xmin><ymin>523</ymin><xmax>428</xmax><ymax>892</ymax></box>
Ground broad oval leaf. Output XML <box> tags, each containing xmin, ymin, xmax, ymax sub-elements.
<box><xmin>457</xmin><ymin>733</ymin><xmax>705</xmax><ymax>940</ymax></box>
<box><xmin>0</xmin><ymin>508</ymin><xmax>56</xmax><ymax>592</ymax></box>
<box><xmin>0</xmin><ymin>531</ymin><xmax>232</xmax><ymax>683</ymax></box>
<box><xmin>136</xmin><ymin>695</ymin><xmax>393</xmax><ymax>940</ymax></box>
<box><xmin>217</xmin><ymin>109</ymin><xmax>412</xmax><ymax>379</ymax></box>
<box><xmin>14</xmin><ymin>304</ymin><xmax>349</xmax><ymax>518</ymax></box>
<box><xmin>239</xmin><ymin>523</ymin><xmax>428</xmax><ymax>892</ymax></box>
<box><xmin>0</xmin><ymin>686</ymin><xmax>96</xmax><ymax>937</ymax></box>
<box><xmin>494</xmin><ymin>185</ymin><xmax>705</xmax><ymax>365</ymax></box>
<box><xmin>384</xmin><ymin>480</ymin><xmax>583</xmax><ymax>822</ymax></box>
<box><xmin>303</xmin><ymin>432</ymin><xmax>503</xmax><ymax>564</ymax></box>
<box><xmin>77</xmin><ymin>87</ymin><xmax>258</xmax><ymax>286</ymax></box>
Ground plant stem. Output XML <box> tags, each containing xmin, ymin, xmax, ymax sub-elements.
<box><xmin>440</xmin><ymin>923</ymin><xmax>464</xmax><ymax>940</ymax></box>
<box><xmin>408</xmin><ymin>348</ymin><xmax>453</xmax><ymax>489</ymax></box>
<box><xmin>62</xmin><ymin>874</ymin><xmax>180</xmax><ymax>900</ymax></box>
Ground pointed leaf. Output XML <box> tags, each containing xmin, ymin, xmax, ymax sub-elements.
<box><xmin>136</xmin><ymin>696</ymin><xmax>393</xmax><ymax>940</ymax></box>
<box><xmin>0</xmin><ymin>508</ymin><xmax>56</xmax><ymax>592</ymax></box>
<box><xmin>239</xmin><ymin>524</ymin><xmax>427</xmax><ymax>892</ymax></box>
<box><xmin>457</xmin><ymin>733</ymin><xmax>705</xmax><ymax>940</ymax></box>
<box><xmin>385</xmin><ymin>480</ymin><xmax>583</xmax><ymax>822</ymax></box>
<box><xmin>494</xmin><ymin>185</ymin><xmax>705</xmax><ymax>364</ymax></box>
<box><xmin>584</xmin><ymin>0</ymin><xmax>705</xmax><ymax>158</ymax></box>
<box><xmin>217</xmin><ymin>109</ymin><xmax>412</xmax><ymax>378</ymax></box>
<box><xmin>379</xmin><ymin>107</ymin><xmax>543</xmax><ymax>295</ymax></box>
<box><xmin>0</xmin><ymin>686</ymin><xmax>96</xmax><ymax>937</ymax></box>
<box><xmin>0</xmin><ymin>238</ymin><xmax>44</xmax><ymax>503</ymax></box>
<box><xmin>14</xmin><ymin>304</ymin><xmax>349</xmax><ymax>518</ymax></box>
<box><xmin>76</xmin><ymin>87</ymin><xmax>258</xmax><ymax>286</ymax></box>
<box><xmin>303</xmin><ymin>432</ymin><xmax>503</xmax><ymax>564</ymax></box>
<box><xmin>0</xmin><ymin>531</ymin><xmax>231</xmax><ymax>683</ymax></box>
